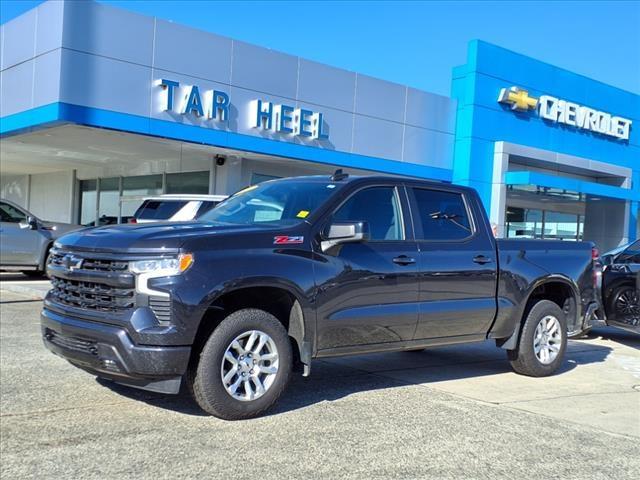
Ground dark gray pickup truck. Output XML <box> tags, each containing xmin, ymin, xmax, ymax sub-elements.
<box><xmin>42</xmin><ymin>172</ymin><xmax>601</xmax><ymax>419</ymax></box>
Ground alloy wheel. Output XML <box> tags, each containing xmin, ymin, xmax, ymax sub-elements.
<box><xmin>533</xmin><ymin>315</ymin><xmax>562</xmax><ymax>365</ymax></box>
<box><xmin>220</xmin><ymin>330</ymin><xmax>279</xmax><ymax>401</ymax></box>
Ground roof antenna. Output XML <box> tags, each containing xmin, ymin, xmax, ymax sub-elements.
<box><xmin>330</xmin><ymin>168</ymin><xmax>349</xmax><ymax>181</ymax></box>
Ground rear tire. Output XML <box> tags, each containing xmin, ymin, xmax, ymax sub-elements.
<box><xmin>508</xmin><ymin>300</ymin><xmax>567</xmax><ymax>377</ymax></box>
<box><xmin>189</xmin><ymin>308</ymin><xmax>292</xmax><ymax>420</ymax></box>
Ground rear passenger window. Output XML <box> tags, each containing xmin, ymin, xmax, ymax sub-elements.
<box><xmin>411</xmin><ymin>189</ymin><xmax>472</xmax><ymax>241</ymax></box>
<box><xmin>333</xmin><ymin>187</ymin><xmax>403</xmax><ymax>241</ymax></box>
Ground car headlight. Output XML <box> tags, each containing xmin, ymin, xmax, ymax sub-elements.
<box><xmin>129</xmin><ymin>254</ymin><xmax>193</xmax><ymax>298</ymax></box>
<box><xmin>129</xmin><ymin>253</ymin><xmax>193</xmax><ymax>275</ymax></box>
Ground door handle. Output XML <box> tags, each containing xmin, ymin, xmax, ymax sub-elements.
<box><xmin>392</xmin><ymin>255</ymin><xmax>416</xmax><ymax>266</ymax></box>
<box><xmin>473</xmin><ymin>255</ymin><xmax>493</xmax><ymax>265</ymax></box>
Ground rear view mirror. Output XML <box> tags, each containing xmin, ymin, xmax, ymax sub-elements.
<box><xmin>321</xmin><ymin>221</ymin><xmax>369</xmax><ymax>253</ymax></box>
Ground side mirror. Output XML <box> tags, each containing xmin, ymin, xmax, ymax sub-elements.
<box><xmin>20</xmin><ymin>216</ymin><xmax>39</xmax><ymax>230</ymax></box>
<box><xmin>601</xmin><ymin>254</ymin><xmax>614</xmax><ymax>267</ymax></box>
<box><xmin>321</xmin><ymin>221</ymin><xmax>369</xmax><ymax>253</ymax></box>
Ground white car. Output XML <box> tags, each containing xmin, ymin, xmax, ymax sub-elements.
<box><xmin>131</xmin><ymin>194</ymin><xmax>228</xmax><ymax>223</ymax></box>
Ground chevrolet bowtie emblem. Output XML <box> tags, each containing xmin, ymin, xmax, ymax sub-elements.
<box><xmin>498</xmin><ymin>86</ymin><xmax>538</xmax><ymax>111</ymax></box>
<box><xmin>62</xmin><ymin>254</ymin><xmax>83</xmax><ymax>271</ymax></box>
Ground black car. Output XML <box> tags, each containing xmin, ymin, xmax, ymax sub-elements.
<box><xmin>41</xmin><ymin>173</ymin><xmax>601</xmax><ymax>420</ymax></box>
<box><xmin>601</xmin><ymin>241</ymin><xmax>640</xmax><ymax>331</ymax></box>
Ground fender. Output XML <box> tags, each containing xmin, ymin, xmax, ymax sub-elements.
<box><xmin>198</xmin><ymin>276</ymin><xmax>314</xmax><ymax>372</ymax></box>
<box><xmin>498</xmin><ymin>273</ymin><xmax>581</xmax><ymax>350</ymax></box>
<box><xmin>39</xmin><ymin>241</ymin><xmax>54</xmax><ymax>271</ymax></box>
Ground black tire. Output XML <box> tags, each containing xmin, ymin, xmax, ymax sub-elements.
<box><xmin>508</xmin><ymin>300</ymin><xmax>567</xmax><ymax>377</ymax></box>
<box><xmin>608</xmin><ymin>285</ymin><xmax>640</xmax><ymax>324</ymax></box>
<box><xmin>189</xmin><ymin>308</ymin><xmax>292</xmax><ymax>420</ymax></box>
<box><xmin>21</xmin><ymin>270</ymin><xmax>44</xmax><ymax>278</ymax></box>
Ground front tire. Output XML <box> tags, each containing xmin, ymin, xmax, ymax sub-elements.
<box><xmin>508</xmin><ymin>300</ymin><xmax>567</xmax><ymax>377</ymax></box>
<box><xmin>609</xmin><ymin>285</ymin><xmax>640</xmax><ymax>325</ymax></box>
<box><xmin>189</xmin><ymin>309</ymin><xmax>292</xmax><ymax>420</ymax></box>
<box><xmin>21</xmin><ymin>270</ymin><xmax>44</xmax><ymax>278</ymax></box>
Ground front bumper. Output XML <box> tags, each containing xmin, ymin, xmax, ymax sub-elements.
<box><xmin>41</xmin><ymin>307</ymin><xmax>191</xmax><ymax>394</ymax></box>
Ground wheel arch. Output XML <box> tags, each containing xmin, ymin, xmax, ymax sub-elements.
<box><xmin>498</xmin><ymin>274</ymin><xmax>581</xmax><ymax>350</ymax></box>
<box><xmin>191</xmin><ymin>280</ymin><xmax>312</xmax><ymax>373</ymax></box>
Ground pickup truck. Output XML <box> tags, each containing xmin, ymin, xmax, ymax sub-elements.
<box><xmin>41</xmin><ymin>172</ymin><xmax>601</xmax><ymax>420</ymax></box>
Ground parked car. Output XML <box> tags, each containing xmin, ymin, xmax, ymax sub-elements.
<box><xmin>84</xmin><ymin>215</ymin><xmax>135</xmax><ymax>227</ymax></box>
<box><xmin>42</xmin><ymin>172</ymin><xmax>601</xmax><ymax>420</ymax></box>
<box><xmin>601</xmin><ymin>240</ymin><xmax>639</xmax><ymax>332</ymax></box>
<box><xmin>131</xmin><ymin>194</ymin><xmax>227</xmax><ymax>223</ymax></box>
<box><xmin>0</xmin><ymin>199</ymin><xmax>80</xmax><ymax>276</ymax></box>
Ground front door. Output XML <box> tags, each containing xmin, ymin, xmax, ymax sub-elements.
<box><xmin>0</xmin><ymin>202</ymin><xmax>41</xmax><ymax>266</ymax></box>
<box><xmin>314</xmin><ymin>185</ymin><xmax>420</xmax><ymax>352</ymax></box>
<box><xmin>407</xmin><ymin>186</ymin><xmax>498</xmax><ymax>339</ymax></box>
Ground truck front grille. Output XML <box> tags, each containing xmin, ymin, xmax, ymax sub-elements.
<box><xmin>149</xmin><ymin>297</ymin><xmax>172</xmax><ymax>323</ymax></box>
<box><xmin>49</xmin><ymin>252</ymin><xmax>129</xmax><ymax>273</ymax></box>
<box><xmin>49</xmin><ymin>277</ymin><xmax>135</xmax><ymax>313</ymax></box>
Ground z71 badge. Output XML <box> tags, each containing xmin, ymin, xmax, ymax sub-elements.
<box><xmin>273</xmin><ymin>236</ymin><xmax>304</xmax><ymax>245</ymax></box>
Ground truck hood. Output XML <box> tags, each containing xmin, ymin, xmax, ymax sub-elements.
<box><xmin>55</xmin><ymin>221</ymin><xmax>282</xmax><ymax>252</ymax></box>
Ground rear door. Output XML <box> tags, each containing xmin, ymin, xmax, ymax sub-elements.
<box><xmin>314</xmin><ymin>184</ymin><xmax>420</xmax><ymax>351</ymax></box>
<box><xmin>407</xmin><ymin>186</ymin><xmax>498</xmax><ymax>339</ymax></box>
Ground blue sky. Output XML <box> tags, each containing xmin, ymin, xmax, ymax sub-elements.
<box><xmin>2</xmin><ymin>0</ymin><xmax>639</xmax><ymax>96</ymax></box>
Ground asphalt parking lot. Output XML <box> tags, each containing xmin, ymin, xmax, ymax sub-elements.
<box><xmin>1</xmin><ymin>288</ymin><xmax>639</xmax><ymax>479</ymax></box>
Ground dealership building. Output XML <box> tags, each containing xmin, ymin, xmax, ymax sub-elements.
<box><xmin>1</xmin><ymin>0</ymin><xmax>638</xmax><ymax>251</ymax></box>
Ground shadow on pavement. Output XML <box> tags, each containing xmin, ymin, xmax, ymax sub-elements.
<box><xmin>586</xmin><ymin>327</ymin><xmax>640</xmax><ymax>349</ymax></box>
<box><xmin>0</xmin><ymin>272</ymin><xmax>48</xmax><ymax>281</ymax></box>
<box><xmin>94</xmin><ymin>341</ymin><xmax>614</xmax><ymax>418</ymax></box>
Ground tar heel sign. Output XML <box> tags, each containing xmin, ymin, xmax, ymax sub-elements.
<box><xmin>498</xmin><ymin>86</ymin><xmax>632</xmax><ymax>141</ymax></box>
<box><xmin>157</xmin><ymin>79</ymin><xmax>329</xmax><ymax>140</ymax></box>
<box><xmin>251</xmin><ymin>100</ymin><xmax>329</xmax><ymax>140</ymax></box>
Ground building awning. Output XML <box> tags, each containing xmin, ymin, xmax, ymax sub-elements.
<box><xmin>504</xmin><ymin>171</ymin><xmax>639</xmax><ymax>202</ymax></box>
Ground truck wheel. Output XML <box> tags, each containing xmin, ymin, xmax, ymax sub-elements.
<box><xmin>189</xmin><ymin>308</ymin><xmax>292</xmax><ymax>420</ymax></box>
<box><xmin>508</xmin><ymin>300</ymin><xmax>567</xmax><ymax>377</ymax></box>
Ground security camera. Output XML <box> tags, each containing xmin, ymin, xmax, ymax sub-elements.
<box><xmin>215</xmin><ymin>155</ymin><xmax>226</xmax><ymax>166</ymax></box>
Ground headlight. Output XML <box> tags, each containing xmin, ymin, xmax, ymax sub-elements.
<box><xmin>129</xmin><ymin>254</ymin><xmax>193</xmax><ymax>298</ymax></box>
<box><xmin>129</xmin><ymin>254</ymin><xmax>193</xmax><ymax>275</ymax></box>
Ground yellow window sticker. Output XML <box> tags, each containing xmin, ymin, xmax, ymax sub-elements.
<box><xmin>296</xmin><ymin>210</ymin><xmax>310</xmax><ymax>219</ymax></box>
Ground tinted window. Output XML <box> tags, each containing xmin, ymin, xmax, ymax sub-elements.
<box><xmin>134</xmin><ymin>200</ymin><xmax>189</xmax><ymax>220</ymax></box>
<box><xmin>0</xmin><ymin>202</ymin><xmax>27</xmax><ymax>223</ymax></box>
<box><xmin>618</xmin><ymin>240</ymin><xmax>640</xmax><ymax>264</ymax></box>
<box><xmin>333</xmin><ymin>187</ymin><xmax>403</xmax><ymax>241</ymax></box>
<box><xmin>412</xmin><ymin>189</ymin><xmax>472</xmax><ymax>241</ymax></box>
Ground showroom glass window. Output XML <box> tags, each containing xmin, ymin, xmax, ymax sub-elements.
<box><xmin>166</xmin><ymin>172</ymin><xmax>209</xmax><ymax>194</ymax></box>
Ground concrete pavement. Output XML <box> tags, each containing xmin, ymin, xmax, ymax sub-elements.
<box><xmin>1</xmin><ymin>289</ymin><xmax>638</xmax><ymax>479</ymax></box>
<box><xmin>0</xmin><ymin>272</ymin><xmax>50</xmax><ymax>299</ymax></box>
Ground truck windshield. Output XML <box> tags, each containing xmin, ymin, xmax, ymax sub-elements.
<box><xmin>198</xmin><ymin>179</ymin><xmax>343</xmax><ymax>226</ymax></box>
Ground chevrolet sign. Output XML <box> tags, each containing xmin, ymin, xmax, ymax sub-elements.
<box><xmin>498</xmin><ymin>86</ymin><xmax>632</xmax><ymax>141</ymax></box>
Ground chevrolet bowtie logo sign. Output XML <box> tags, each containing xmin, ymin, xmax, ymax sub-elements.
<box><xmin>496</xmin><ymin>85</ymin><xmax>632</xmax><ymax>141</ymax></box>
<box><xmin>498</xmin><ymin>86</ymin><xmax>538</xmax><ymax>111</ymax></box>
